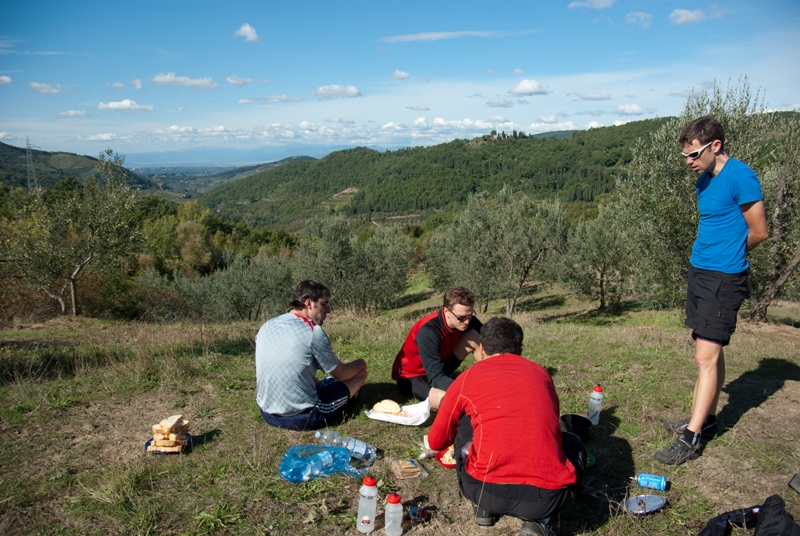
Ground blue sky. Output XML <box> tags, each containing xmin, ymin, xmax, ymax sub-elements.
<box><xmin>1</xmin><ymin>0</ymin><xmax>798</xmax><ymax>160</ymax></box>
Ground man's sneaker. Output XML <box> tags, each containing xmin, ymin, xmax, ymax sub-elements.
<box><xmin>662</xmin><ymin>417</ymin><xmax>718</xmax><ymax>439</ymax></box>
<box><xmin>653</xmin><ymin>436</ymin><xmax>700</xmax><ymax>465</ymax></box>
<box><xmin>519</xmin><ymin>520</ymin><xmax>555</xmax><ymax>536</ymax></box>
<box><xmin>472</xmin><ymin>503</ymin><xmax>498</xmax><ymax>527</ymax></box>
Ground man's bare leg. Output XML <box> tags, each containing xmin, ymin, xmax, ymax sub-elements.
<box><xmin>453</xmin><ymin>329</ymin><xmax>481</xmax><ymax>361</ymax></box>
<box><xmin>429</xmin><ymin>387</ymin><xmax>446</xmax><ymax>410</ymax></box>
<box><xmin>687</xmin><ymin>339</ymin><xmax>725</xmax><ymax>433</ymax></box>
<box><xmin>343</xmin><ymin>368</ymin><xmax>368</xmax><ymax>398</ymax></box>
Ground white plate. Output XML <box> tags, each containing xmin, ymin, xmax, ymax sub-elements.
<box><xmin>365</xmin><ymin>399</ymin><xmax>431</xmax><ymax>426</ymax></box>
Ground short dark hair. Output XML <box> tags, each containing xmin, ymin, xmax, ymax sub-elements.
<box><xmin>679</xmin><ymin>115</ymin><xmax>725</xmax><ymax>152</ymax></box>
<box><xmin>289</xmin><ymin>280</ymin><xmax>330</xmax><ymax>310</ymax></box>
<box><xmin>481</xmin><ymin>317</ymin><xmax>524</xmax><ymax>356</ymax></box>
<box><xmin>443</xmin><ymin>287</ymin><xmax>476</xmax><ymax>310</ymax></box>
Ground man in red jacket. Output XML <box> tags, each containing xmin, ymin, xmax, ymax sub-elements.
<box><xmin>428</xmin><ymin>317</ymin><xmax>585</xmax><ymax>536</ymax></box>
<box><xmin>391</xmin><ymin>287</ymin><xmax>482</xmax><ymax>410</ymax></box>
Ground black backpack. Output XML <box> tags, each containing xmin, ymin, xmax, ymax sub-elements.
<box><xmin>698</xmin><ymin>494</ymin><xmax>800</xmax><ymax>536</ymax></box>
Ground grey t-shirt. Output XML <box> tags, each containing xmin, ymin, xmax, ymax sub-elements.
<box><xmin>255</xmin><ymin>313</ymin><xmax>340</xmax><ymax>416</ymax></box>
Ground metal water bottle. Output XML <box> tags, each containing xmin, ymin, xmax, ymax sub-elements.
<box><xmin>587</xmin><ymin>385</ymin><xmax>603</xmax><ymax>425</ymax></box>
<box><xmin>357</xmin><ymin>476</ymin><xmax>378</xmax><ymax>533</ymax></box>
<box><xmin>633</xmin><ymin>473</ymin><xmax>667</xmax><ymax>491</ymax></box>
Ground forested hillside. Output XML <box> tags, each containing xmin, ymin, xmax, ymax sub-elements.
<box><xmin>0</xmin><ymin>141</ymin><xmax>152</xmax><ymax>190</ymax></box>
<box><xmin>198</xmin><ymin>118</ymin><xmax>670</xmax><ymax>227</ymax></box>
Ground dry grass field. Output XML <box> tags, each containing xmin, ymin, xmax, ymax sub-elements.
<box><xmin>1</xmin><ymin>287</ymin><xmax>799</xmax><ymax>535</ymax></box>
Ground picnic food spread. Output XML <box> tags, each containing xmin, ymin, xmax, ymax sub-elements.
<box><xmin>147</xmin><ymin>414</ymin><xmax>191</xmax><ymax>453</ymax></box>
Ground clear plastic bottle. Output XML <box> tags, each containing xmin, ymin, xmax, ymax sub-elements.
<box><xmin>357</xmin><ymin>476</ymin><xmax>378</xmax><ymax>533</ymax></box>
<box><xmin>587</xmin><ymin>385</ymin><xmax>603</xmax><ymax>425</ymax></box>
<box><xmin>384</xmin><ymin>494</ymin><xmax>403</xmax><ymax>536</ymax></box>
<box><xmin>278</xmin><ymin>445</ymin><xmax>351</xmax><ymax>483</ymax></box>
<box><xmin>316</xmin><ymin>429</ymin><xmax>377</xmax><ymax>463</ymax></box>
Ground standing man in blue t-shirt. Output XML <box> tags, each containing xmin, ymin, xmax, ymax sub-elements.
<box><xmin>655</xmin><ymin>116</ymin><xmax>768</xmax><ymax>465</ymax></box>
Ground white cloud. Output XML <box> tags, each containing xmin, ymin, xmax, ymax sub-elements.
<box><xmin>576</xmin><ymin>109</ymin><xmax>608</xmax><ymax>116</ymax></box>
<box><xmin>107</xmin><ymin>81</ymin><xmax>124</xmax><ymax>88</ymax></box>
<box><xmin>490</xmin><ymin>116</ymin><xmax>507</xmax><ymax>122</ymax></box>
<box><xmin>86</xmin><ymin>133</ymin><xmax>118</xmax><ymax>141</ymax></box>
<box><xmin>312</xmin><ymin>85</ymin><xmax>362</xmax><ymax>99</ymax></box>
<box><xmin>575</xmin><ymin>92</ymin><xmax>611</xmax><ymax>101</ymax></box>
<box><xmin>406</xmin><ymin>104</ymin><xmax>430</xmax><ymax>111</ymax></box>
<box><xmin>382</xmin><ymin>30</ymin><xmax>526</xmax><ymax>43</ymax></box>
<box><xmin>670</xmin><ymin>9</ymin><xmax>706</xmax><ymax>24</ymax></box>
<box><xmin>615</xmin><ymin>103</ymin><xmax>644</xmax><ymax>115</ymax></box>
<box><xmin>517</xmin><ymin>99</ymin><xmax>529</xmax><ymax>105</ymax></box>
<box><xmin>0</xmin><ymin>132</ymin><xmax>8</xmax><ymax>139</ymax></box>
<box><xmin>98</xmin><ymin>99</ymin><xmax>154</xmax><ymax>112</ymax></box>
<box><xmin>239</xmin><ymin>94</ymin><xmax>303</xmax><ymax>104</ymax></box>
<box><xmin>538</xmin><ymin>115</ymin><xmax>558</xmax><ymax>123</ymax></box>
<box><xmin>613</xmin><ymin>120</ymin><xmax>627</xmax><ymax>126</ymax></box>
<box><xmin>132</xmin><ymin>79</ymin><xmax>142</xmax><ymax>89</ymax></box>
<box><xmin>235</xmin><ymin>23</ymin><xmax>261</xmax><ymax>43</ymax></box>
<box><xmin>176</xmin><ymin>107</ymin><xmax>185</xmax><ymax>112</ymax></box>
<box><xmin>526</xmin><ymin>120</ymin><xmax>577</xmax><ymax>132</ymax></box>
<box><xmin>326</xmin><ymin>117</ymin><xmax>354</xmax><ymax>124</ymax></box>
<box><xmin>485</xmin><ymin>69</ymin><xmax>496</xmax><ymax>75</ymax></box>
<box><xmin>227</xmin><ymin>75</ymin><xmax>253</xmax><ymax>87</ymax></box>
<box><xmin>58</xmin><ymin>110</ymin><xmax>87</xmax><ymax>117</ymax></box>
<box><xmin>487</xmin><ymin>98</ymin><xmax>514</xmax><ymax>108</ymax></box>
<box><xmin>151</xmin><ymin>72</ymin><xmax>218</xmax><ymax>89</ymax></box>
<box><xmin>512</xmin><ymin>68</ymin><xmax>524</xmax><ymax>75</ymax></box>
<box><xmin>29</xmin><ymin>82</ymin><xmax>62</xmax><ymax>94</ymax></box>
<box><xmin>0</xmin><ymin>75</ymin><xmax>11</xmax><ymax>85</ymax></box>
<box><xmin>586</xmin><ymin>121</ymin><xmax>603</xmax><ymax>129</ymax></box>
<box><xmin>568</xmin><ymin>0</ymin><xmax>615</xmax><ymax>9</ymax></box>
<box><xmin>626</xmin><ymin>11</ymin><xmax>653</xmax><ymax>28</ymax></box>
<box><xmin>508</xmin><ymin>79</ymin><xmax>548</xmax><ymax>95</ymax></box>
<box><xmin>393</xmin><ymin>70</ymin><xmax>410</xmax><ymax>80</ymax></box>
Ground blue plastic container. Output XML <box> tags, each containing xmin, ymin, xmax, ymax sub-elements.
<box><xmin>635</xmin><ymin>473</ymin><xmax>667</xmax><ymax>491</ymax></box>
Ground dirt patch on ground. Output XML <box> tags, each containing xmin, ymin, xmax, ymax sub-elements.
<box><xmin>688</xmin><ymin>379</ymin><xmax>800</xmax><ymax>515</ymax></box>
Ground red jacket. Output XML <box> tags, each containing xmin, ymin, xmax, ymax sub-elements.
<box><xmin>391</xmin><ymin>309</ymin><xmax>482</xmax><ymax>390</ymax></box>
<box><xmin>428</xmin><ymin>353</ymin><xmax>577</xmax><ymax>490</ymax></box>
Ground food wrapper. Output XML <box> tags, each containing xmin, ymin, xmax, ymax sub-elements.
<box><xmin>365</xmin><ymin>398</ymin><xmax>430</xmax><ymax>426</ymax></box>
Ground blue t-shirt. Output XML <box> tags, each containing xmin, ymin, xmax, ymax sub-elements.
<box><xmin>690</xmin><ymin>158</ymin><xmax>763</xmax><ymax>274</ymax></box>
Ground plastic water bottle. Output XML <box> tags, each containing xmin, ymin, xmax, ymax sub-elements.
<box><xmin>633</xmin><ymin>473</ymin><xmax>667</xmax><ymax>491</ymax></box>
<box><xmin>587</xmin><ymin>385</ymin><xmax>603</xmax><ymax>425</ymax></box>
<box><xmin>278</xmin><ymin>445</ymin><xmax>351</xmax><ymax>483</ymax></box>
<box><xmin>357</xmin><ymin>476</ymin><xmax>378</xmax><ymax>533</ymax></box>
<box><xmin>384</xmin><ymin>494</ymin><xmax>403</xmax><ymax>536</ymax></box>
<box><xmin>316</xmin><ymin>429</ymin><xmax>377</xmax><ymax>463</ymax></box>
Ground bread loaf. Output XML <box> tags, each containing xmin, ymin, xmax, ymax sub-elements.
<box><xmin>372</xmin><ymin>399</ymin><xmax>403</xmax><ymax>415</ymax></box>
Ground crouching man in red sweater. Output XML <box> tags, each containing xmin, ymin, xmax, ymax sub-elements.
<box><xmin>428</xmin><ymin>317</ymin><xmax>585</xmax><ymax>536</ymax></box>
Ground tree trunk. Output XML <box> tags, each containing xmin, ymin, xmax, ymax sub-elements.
<box><xmin>70</xmin><ymin>278</ymin><xmax>78</xmax><ymax>316</ymax></box>
<box><xmin>750</xmin><ymin>238</ymin><xmax>800</xmax><ymax>322</ymax></box>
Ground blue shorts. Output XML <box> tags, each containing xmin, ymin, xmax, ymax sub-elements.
<box><xmin>260</xmin><ymin>377</ymin><xmax>351</xmax><ymax>431</ymax></box>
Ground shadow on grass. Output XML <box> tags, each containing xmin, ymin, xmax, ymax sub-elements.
<box><xmin>395</xmin><ymin>290</ymin><xmax>436</xmax><ymax>309</ymax></box>
<box><xmin>515</xmin><ymin>294</ymin><xmax>567</xmax><ymax>313</ymax></box>
<box><xmin>771</xmin><ymin>315</ymin><xmax>800</xmax><ymax>328</ymax></box>
<box><xmin>188</xmin><ymin>429</ymin><xmax>223</xmax><ymax>450</ymax></box>
<box><xmin>717</xmin><ymin>357</ymin><xmax>800</xmax><ymax>439</ymax></box>
<box><xmin>212</xmin><ymin>336</ymin><xmax>255</xmax><ymax>356</ymax></box>
<box><xmin>558</xmin><ymin>407</ymin><xmax>635</xmax><ymax>536</ymax></box>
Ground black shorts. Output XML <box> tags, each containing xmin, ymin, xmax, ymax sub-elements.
<box><xmin>685</xmin><ymin>266</ymin><xmax>749</xmax><ymax>347</ymax></box>
<box><xmin>396</xmin><ymin>355</ymin><xmax>462</xmax><ymax>400</ymax></box>
<box><xmin>454</xmin><ymin>415</ymin><xmax>585</xmax><ymax>521</ymax></box>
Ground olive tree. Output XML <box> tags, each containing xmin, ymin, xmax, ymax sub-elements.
<box><xmin>1</xmin><ymin>150</ymin><xmax>141</xmax><ymax>315</ymax></box>
<box><xmin>426</xmin><ymin>187</ymin><xmax>569</xmax><ymax>317</ymax></box>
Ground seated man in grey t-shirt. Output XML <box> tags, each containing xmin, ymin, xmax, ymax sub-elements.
<box><xmin>255</xmin><ymin>280</ymin><xmax>368</xmax><ymax>430</ymax></box>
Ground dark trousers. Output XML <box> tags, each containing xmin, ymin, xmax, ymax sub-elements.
<box><xmin>454</xmin><ymin>414</ymin><xmax>586</xmax><ymax>521</ymax></box>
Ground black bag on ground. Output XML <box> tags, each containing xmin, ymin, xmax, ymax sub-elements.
<box><xmin>697</xmin><ymin>494</ymin><xmax>800</xmax><ymax>536</ymax></box>
<box><xmin>753</xmin><ymin>495</ymin><xmax>800</xmax><ymax>536</ymax></box>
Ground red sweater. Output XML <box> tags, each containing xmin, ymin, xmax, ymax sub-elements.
<box><xmin>428</xmin><ymin>354</ymin><xmax>576</xmax><ymax>490</ymax></box>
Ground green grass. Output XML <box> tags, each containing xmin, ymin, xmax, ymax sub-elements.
<box><xmin>0</xmin><ymin>290</ymin><xmax>798</xmax><ymax>535</ymax></box>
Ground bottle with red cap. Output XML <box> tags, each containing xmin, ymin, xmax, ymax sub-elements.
<box><xmin>357</xmin><ymin>476</ymin><xmax>378</xmax><ymax>533</ymax></box>
<box><xmin>384</xmin><ymin>493</ymin><xmax>403</xmax><ymax>536</ymax></box>
<box><xmin>587</xmin><ymin>385</ymin><xmax>603</xmax><ymax>425</ymax></box>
